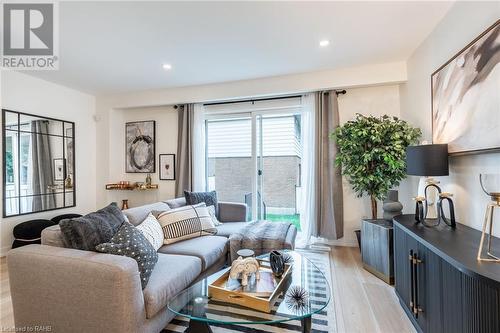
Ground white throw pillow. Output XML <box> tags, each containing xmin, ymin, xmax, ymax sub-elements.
<box><xmin>207</xmin><ymin>205</ymin><xmax>222</xmax><ymax>225</ymax></box>
<box><xmin>136</xmin><ymin>213</ymin><xmax>164</xmax><ymax>251</ymax></box>
<box><xmin>156</xmin><ymin>203</ymin><xmax>217</xmax><ymax>245</ymax></box>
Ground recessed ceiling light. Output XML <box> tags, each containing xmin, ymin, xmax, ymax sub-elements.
<box><xmin>162</xmin><ymin>64</ymin><xmax>172</xmax><ymax>70</ymax></box>
<box><xmin>319</xmin><ymin>40</ymin><xmax>330</xmax><ymax>47</ymax></box>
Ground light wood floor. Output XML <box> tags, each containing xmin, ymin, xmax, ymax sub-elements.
<box><xmin>0</xmin><ymin>247</ymin><xmax>414</xmax><ymax>333</ymax></box>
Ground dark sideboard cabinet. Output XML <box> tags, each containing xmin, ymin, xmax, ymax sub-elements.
<box><xmin>393</xmin><ymin>215</ymin><xmax>500</xmax><ymax>333</ymax></box>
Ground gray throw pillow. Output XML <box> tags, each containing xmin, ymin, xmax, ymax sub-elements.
<box><xmin>96</xmin><ymin>222</ymin><xmax>158</xmax><ymax>289</ymax></box>
<box><xmin>184</xmin><ymin>190</ymin><xmax>218</xmax><ymax>216</ymax></box>
<box><xmin>59</xmin><ymin>203</ymin><xmax>124</xmax><ymax>251</ymax></box>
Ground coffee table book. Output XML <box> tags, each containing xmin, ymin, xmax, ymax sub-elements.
<box><xmin>208</xmin><ymin>259</ymin><xmax>292</xmax><ymax>313</ymax></box>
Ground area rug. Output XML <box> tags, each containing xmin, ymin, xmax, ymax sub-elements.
<box><xmin>163</xmin><ymin>249</ymin><xmax>336</xmax><ymax>333</ymax></box>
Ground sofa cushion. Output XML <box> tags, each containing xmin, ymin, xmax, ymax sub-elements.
<box><xmin>207</xmin><ymin>205</ymin><xmax>222</xmax><ymax>226</ymax></box>
<box><xmin>143</xmin><ymin>253</ymin><xmax>202</xmax><ymax>319</ymax></box>
<box><xmin>123</xmin><ymin>202</ymin><xmax>171</xmax><ymax>226</ymax></box>
<box><xmin>41</xmin><ymin>224</ymin><xmax>65</xmax><ymax>248</ymax></box>
<box><xmin>158</xmin><ymin>235</ymin><xmax>227</xmax><ymax>271</ymax></box>
<box><xmin>184</xmin><ymin>190</ymin><xmax>218</xmax><ymax>216</ymax></box>
<box><xmin>136</xmin><ymin>213</ymin><xmax>164</xmax><ymax>251</ymax></box>
<box><xmin>96</xmin><ymin>222</ymin><xmax>159</xmax><ymax>289</ymax></box>
<box><xmin>156</xmin><ymin>204</ymin><xmax>217</xmax><ymax>245</ymax></box>
<box><xmin>59</xmin><ymin>203</ymin><xmax>124</xmax><ymax>251</ymax></box>
<box><xmin>215</xmin><ymin>222</ymin><xmax>249</xmax><ymax>238</ymax></box>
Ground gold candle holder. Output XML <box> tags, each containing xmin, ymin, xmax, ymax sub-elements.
<box><xmin>477</xmin><ymin>174</ymin><xmax>500</xmax><ymax>262</ymax></box>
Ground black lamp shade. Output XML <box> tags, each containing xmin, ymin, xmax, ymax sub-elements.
<box><xmin>406</xmin><ymin>144</ymin><xmax>449</xmax><ymax>176</ymax></box>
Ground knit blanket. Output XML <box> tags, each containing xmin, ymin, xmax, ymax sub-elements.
<box><xmin>228</xmin><ymin>220</ymin><xmax>292</xmax><ymax>262</ymax></box>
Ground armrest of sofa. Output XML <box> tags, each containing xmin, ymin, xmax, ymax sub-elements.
<box><xmin>218</xmin><ymin>201</ymin><xmax>248</xmax><ymax>222</ymax></box>
<box><xmin>7</xmin><ymin>245</ymin><xmax>145</xmax><ymax>333</ymax></box>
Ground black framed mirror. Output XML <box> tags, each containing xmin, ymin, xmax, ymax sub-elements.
<box><xmin>2</xmin><ymin>109</ymin><xmax>76</xmax><ymax>217</ymax></box>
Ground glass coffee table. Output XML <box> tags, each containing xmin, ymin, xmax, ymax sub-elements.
<box><xmin>167</xmin><ymin>251</ymin><xmax>330</xmax><ymax>333</ymax></box>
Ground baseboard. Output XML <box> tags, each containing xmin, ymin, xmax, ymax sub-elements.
<box><xmin>312</xmin><ymin>237</ymin><xmax>358</xmax><ymax>248</ymax></box>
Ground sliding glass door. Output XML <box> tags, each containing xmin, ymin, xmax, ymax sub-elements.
<box><xmin>255</xmin><ymin>114</ymin><xmax>301</xmax><ymax>229</ymax></box>
<box><xmin>205</xmin><ymin>100</ymin><xmax>302</xmax><ymax>229</ymax></box>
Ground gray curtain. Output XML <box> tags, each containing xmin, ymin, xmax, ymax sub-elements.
<box><xmin>312</xmin><ymin>91</ymin><xmax>344</xmax><ymax>239</ymax></box>
<box><xmin>175</xmin><ymin>104</ymin><xmax>194</xmax><ymax>196</ymax></box>
<box><xmin>31</xmin><ymin>120</ymin><xmax>56</xmax><ymax>211</ymax></box>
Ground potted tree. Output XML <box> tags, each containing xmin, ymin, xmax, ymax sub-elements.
<box><xmin>331</xmin><ymin>114</ymin><xmax>421</xmax><ymax>246</ymax></box>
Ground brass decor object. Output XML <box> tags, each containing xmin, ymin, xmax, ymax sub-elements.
<box><xmin>477</xmin><ymin>174</ymin><xmax>500</xmax><ymax>262</ymax></box>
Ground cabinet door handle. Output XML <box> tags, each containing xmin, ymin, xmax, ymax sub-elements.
<box><xmin>412</xmin><ymin>252</ymin><xmax>418</xmax><ymax>316</ymax></box>
<box><xmin>414</xmin><ymin>253</ymin><xmax>424</xmax><ymax>317</ymax></box>
<box><xmin>409</xmin><ymin>251</ymin><xmax>414</xmax><ymax>310</ymax></box>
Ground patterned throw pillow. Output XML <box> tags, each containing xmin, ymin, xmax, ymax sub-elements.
<box><xmin>184</xmin><ymin>190</ymin><xmax>218</xmax><ymax>216</ymax></box>
<box><xmin>136</xmin><ymin>213</ymin><xmax>164</xmax><ymax>251</ymax></box>
<box><xmin>156</xmin><ymin>203</ymin><xmax>217</xmax><ymax>245</ymax></box>
<box><xmin>59</xmin><ymin>202</ymin><xmax>124</xmax><ymax>251</ymax></box>
<box><xmin>207</xmin><ymin>205</ymin><xmax>222</xmax><ymax>226</ymax></box>
<box><xmin>96</xmin><ymin>222</ymin><xmax>158</xmax><ymax>289</ymax></box>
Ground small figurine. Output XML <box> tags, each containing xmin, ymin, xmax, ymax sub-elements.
<box><xmin>229</xmin><ymin>256</ymin><xmax>260</xmax><ymax>286</ymax></box>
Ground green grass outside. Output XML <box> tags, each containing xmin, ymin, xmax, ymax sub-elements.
<box><xmin>266</xmin><ymin>214</ymin><xmax>301</xmax><ymax>231</ymax></box>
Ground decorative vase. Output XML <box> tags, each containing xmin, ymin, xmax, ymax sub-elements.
<box><xmin>382</xmin><ymin>190</ymin><xmax>403</xmax><ymax>220</ymax></box>
<box><xmin>121</xmin><ymin>199</ymin><xmax>129</xmax><ymax>210</ymax></box>
<box><xmin>270</xmin><ymin>250</ymin><xmax>285</xmax><ymax>277</ymax></box>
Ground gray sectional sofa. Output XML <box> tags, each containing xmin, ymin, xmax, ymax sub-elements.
<box><xmin>7</xmin><ymin>197</ymin><xmax>297</xmax><ymax>333</ymax></box>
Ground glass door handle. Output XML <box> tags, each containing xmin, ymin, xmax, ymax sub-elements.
<box><xmin>258</xmin><ymin>170</ymin><xmax>263</xmax><ymax>176</ymax></box>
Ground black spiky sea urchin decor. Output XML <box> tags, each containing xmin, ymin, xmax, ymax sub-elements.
<box><xmin>281</xmin><ymin>252</ymin><xmax>294</xmax><ymax>264</ymax></box>
<box><xmin>285</xmin><ymin>285</ymin><xmax>309</xmax><ymax>312</ymax></box>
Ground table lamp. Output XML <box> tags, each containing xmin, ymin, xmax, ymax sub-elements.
<box><xmin>406</xmin><ymin>144</ymin><xmax>449</xmax><ymax>220</ymax></box>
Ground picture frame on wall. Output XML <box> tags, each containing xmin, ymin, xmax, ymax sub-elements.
<box><xmin>53</xmin><ymin>158</ymin><xmax>65</xmax><ymax>181</ymax></box>
<box><xmin>159</xmin><ymin>154</ymin><xmax>175</xmax><ymax>180</ymax></box>
<box><xmin>125</xmin><ymin>120</ymin><xmax>156</xmax><ymax>173</ymax></box>
<box><xmin>431</xmin><ymin>19</ymin><xmax>500</xmax><ymax>155</ymax></box>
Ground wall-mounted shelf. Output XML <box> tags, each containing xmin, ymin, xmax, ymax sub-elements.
<box><xmin>105</xmin><ymin>183</ymin><xmax>159</xmax><ymax>191</ymax></box>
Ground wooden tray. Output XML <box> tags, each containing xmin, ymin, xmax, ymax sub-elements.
<box><xmin>208</xmin><ymin>259</ymin><xmax>292</xmax><ymax>313</ymax></box>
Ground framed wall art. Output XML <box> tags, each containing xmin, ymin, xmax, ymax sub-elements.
<box><xmin>159</xmin><ymin>154</ymin><xmax>175</xmax><ymax>180</ymax></box>
<box><xmin>126</xmin><ymin>120</ymin><xmax>155</xmax><ymax>173</ymax></box>
<box><xmin>53</xmin><ymin>158</ymin><xmax>65</xmax><ymax>181</ymax></box>
<box><xmin>432</xmin><ymin>19</ymin><xmax>500</xmax><ymax>155</ymax></box>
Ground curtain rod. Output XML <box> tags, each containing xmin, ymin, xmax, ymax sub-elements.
<box><xmin>173</xmin><ymin>89</ymin><xmax>347</xmax><ymax>108</ymax></box>
<box><xmin>203</xmin><ymin>94</ymin><xmax>302</xmax><ymax>107</ymax></box>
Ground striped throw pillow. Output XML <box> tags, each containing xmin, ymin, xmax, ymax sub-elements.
<box><xmin>156</xmin><ymin>203</ymin><xmax>217</xmax><ymax>245</ymax></box>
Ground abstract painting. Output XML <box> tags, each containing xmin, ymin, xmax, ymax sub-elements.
<box><xmin>126</xmin><ymin>121</ymin><xmax>155</xmax><ymax>173</ymax></box>
<box><xmin>159</xmin><ymin>154</ymin><xmax>175</xmax><ymax>180</ymax></box>
<box><xmin>432</xmin><ymin>20</ymin><xmax>500</xmax><ymax>154</ymax></box>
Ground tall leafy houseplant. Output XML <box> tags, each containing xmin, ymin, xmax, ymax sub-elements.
<box><xmin>331</xmin><ymin>114</ymin><xmax>421</xmax><ymax>219</ymax></box>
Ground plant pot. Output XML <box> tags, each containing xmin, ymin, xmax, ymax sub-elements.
<box><xmin>354</xmin><ymin>229</ymin><xmax>361</xmax><ymax>251</ymax></box>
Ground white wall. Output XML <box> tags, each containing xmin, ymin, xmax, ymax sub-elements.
<box><xmin>105</xmin><ymin>106</ymin><xmax>178</xmax><ymax>208</ymax></box>
<box><xmin>95</xmin><ymin>61</ymin><xmax>407</xmax><ymax>211</ymax></box>
<box><xmin>0</xmin><ymin>71</ymin><xmax>97</xmax><ymax>256</ymax></box>
<box><xmin>336</xmin><ymin>84</ymin><xmax>402</xmax><ymax>246</ymax></box>
<box><xmin>399</xmin><ymin>2</ymin><xmax>500</xmax><ymax>235</ymax></box>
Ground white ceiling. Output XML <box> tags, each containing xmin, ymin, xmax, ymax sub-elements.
<box><xmin>24</xmin><ymin>1</ymin><xmax>454</xmax><ymax>95</ymax></box>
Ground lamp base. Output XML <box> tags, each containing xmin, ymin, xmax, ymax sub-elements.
<box><xmin>477</xmin><ymin>201</ymin><xmax>500</xmax><ymax>262</ymax></box>
<box><xmin>417</xmin><ymin>177</ymin><xmax>440</xmax><ymax>219</ymax></box>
